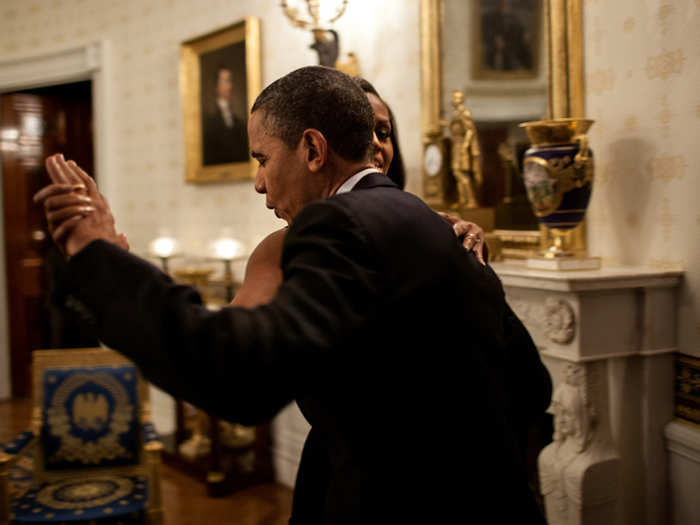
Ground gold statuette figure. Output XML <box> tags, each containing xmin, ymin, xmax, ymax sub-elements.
<box><xmin>448</xmin><ymin>90</ymin><xmax>482</xmax><ymax>209</ymax></box>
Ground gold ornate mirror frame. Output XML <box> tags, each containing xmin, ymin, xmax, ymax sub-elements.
<box><xmin>420</xmin><ymin>0</ymin><xmax>585</xmax><ymax>258</ymax></box>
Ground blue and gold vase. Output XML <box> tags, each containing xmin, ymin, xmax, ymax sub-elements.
<box><xmin>519</xmin><ymin>118</ymin><xmax>594</xmax><ymax>257</ymax></box>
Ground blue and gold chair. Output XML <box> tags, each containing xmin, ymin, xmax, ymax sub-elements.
<box><xmin>0</xmin><ymin>348</ymin><xmax>163</xmax><ymax>524</ymax></box>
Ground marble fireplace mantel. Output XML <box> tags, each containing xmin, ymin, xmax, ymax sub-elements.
<box><xmin>491</xmin><ymin>263</ymin><xmax>683</xmax><ymax>525</ymax></box>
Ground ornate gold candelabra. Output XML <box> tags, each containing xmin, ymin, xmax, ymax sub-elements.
<box><xmin>280</xmin><ymin>0</ymin><xmax>358</xmax><ymax>74</ymax></box>
<box><xmin>280</xmin><ymin>0</ymin><xmax>348</xmax><ymax>30</ymax></box>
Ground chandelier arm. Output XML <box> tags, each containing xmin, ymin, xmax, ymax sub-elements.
<box><xmin>327</xmin><ymin>0</ymin><xmax>349</xmax><ymax>24</ymax></box>
<box><xmin>281</xmin><ymin>0</ymin><xmax>348</xmax><ymax>30</ymax></box>
<box><xmin>280</xmin><ymin>1</ymin><xmax>312</xmax><ymax>30</ymax></box>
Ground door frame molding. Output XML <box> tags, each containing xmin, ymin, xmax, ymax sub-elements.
<box><xmin>0</xmin><ymin>41</ymin><xmax>113</xmax><ymax>399</ymax></box>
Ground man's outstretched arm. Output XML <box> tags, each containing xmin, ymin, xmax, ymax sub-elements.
<box><xmin>34</xmin><ymin>159</ymin><xmax>382</xmax><ymax>424</ymax></box>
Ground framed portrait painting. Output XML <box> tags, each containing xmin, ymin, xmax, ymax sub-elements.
<box><xmin>472</xmin><ymin>0</ymin><xmax>541</xmax><ymax>80</ymax></box>
<box><xmin>180</xmin><ymin>18</ymin><xmax>261</xmax><ymax>183</ymax></box>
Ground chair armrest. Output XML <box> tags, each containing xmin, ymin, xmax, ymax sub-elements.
<box><xmin>2</xmin><ymin>431</ymin><xmax>35</xmax><ymax>457</ymax></box>
<box><xmin>2</xmin><ymin>432</ymin><xmax>34</xmax><ymax>525</ymax></box>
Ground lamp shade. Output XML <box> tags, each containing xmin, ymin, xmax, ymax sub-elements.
<box><xmin>212</xmin><ymin>237</ymin><xmax>245</xmax><ymax>261</ymax></box>
<box><xmin>149</xmin><ymin>236</ymin><xmax>178</xmax><ymax>258</ymax></box>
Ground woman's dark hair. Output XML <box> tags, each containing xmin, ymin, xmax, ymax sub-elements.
<box><xmin>353</xmin><ymin>77</ymin><xmax>406</xmax><ymax>190</ymax></box>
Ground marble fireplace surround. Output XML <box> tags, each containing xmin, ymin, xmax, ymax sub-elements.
<box><xmin>492</xmin><ymin>264</ymin><xmax>682</xmax><ymax>525</ymax></box>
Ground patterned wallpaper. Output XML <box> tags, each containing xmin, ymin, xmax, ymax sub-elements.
<box><xmin>584</xmin><ymin>0</ymin><xmax>699</xmax><ymax>356</ymax></box>
<box><xmin>0</xmin><ymin>0</ymin><xmax>421</xmax><ymax>266</ymax></box>
<box><xmin>0</xmin><ymin>0</ymin><xmax>697</xmax><ymax>362</ymax></box>
<box><xmin>0</xmin><ymin>0</ymin><xmax>421</xmax><ymax>400</ymax></box>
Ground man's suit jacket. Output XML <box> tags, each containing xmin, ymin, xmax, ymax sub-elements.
<box><xmin>62</xmin><ymin>173</ymin><xmax>550</xmax><ymax>524</ymax></box>
<box><xmin>202</xmin><ymin>106</ymin><xmax>249</xmax><ymax>165</ymax></box>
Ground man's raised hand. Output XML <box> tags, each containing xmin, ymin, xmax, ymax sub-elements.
<box><xmin>33</xmin><ymin>154</ymin><xmax>128</xmax><ymax>256</ymax></box>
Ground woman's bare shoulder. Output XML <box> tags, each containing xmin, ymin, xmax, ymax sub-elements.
<box><xmin>231</xmin><ymin>228</ymin><xmax>286</xmax><ymax>307</ymax></box>
<box><xmin>246</xmin><ymin>228</ymin><xmax>287</xmax><ymax>270</ymax></box>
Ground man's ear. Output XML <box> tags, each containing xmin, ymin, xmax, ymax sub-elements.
<box><xmin>301</xmin><ymin>129</ymin><xmax>327</xmax><ymax>172</ymax></box>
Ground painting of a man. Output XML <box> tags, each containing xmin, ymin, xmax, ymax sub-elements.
<box><xmin>477</xmin><ymin>0</ymin><xmax>538</xmax><ymax>77</ymax></box>
<box><xmin>200</xmin><ymin>42</ymin><xmax>249</xmax><ymax>166</ymax></box>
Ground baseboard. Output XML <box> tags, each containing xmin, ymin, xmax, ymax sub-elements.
<box><xmin>666</xmin><ymin>420</ymin><xmax>700</xmax><ymax>464</ymax></box>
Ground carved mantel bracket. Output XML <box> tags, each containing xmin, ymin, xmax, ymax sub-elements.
<box><xmin>492</xmin><ymin>263</ymin><xmax>682</xmax><ymax>525</ymax></box>
<box><xmin>511</xmin><ymin>296</ymin><xmax>576</xmax><ymax>345</ymax></box>
<box><xmin>539</xmin><ymin>362</ymin><xmax>619</xmax><ymax>525</ymax></box>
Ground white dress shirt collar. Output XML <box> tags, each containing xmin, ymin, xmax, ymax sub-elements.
<box><xmin>334</xmin><ymin>168</ymin><xmax>382</xmax><ymax>196</ymax></box>
<box><xmin>217</xmin><ymin>98</ymin><xmax>233</xmax><ymax>127</ymax></box>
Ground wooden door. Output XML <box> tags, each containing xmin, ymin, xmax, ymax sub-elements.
<box><xmin>1</xmin><ymin>81</ymin><xmax>94</xmax><ymax>397</ymax></box>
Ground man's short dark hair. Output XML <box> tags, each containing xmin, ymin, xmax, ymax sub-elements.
<box><xmin>251</xmin><ymin>66</ymin><xmax>374</xmax><ymax>162</ymax></box>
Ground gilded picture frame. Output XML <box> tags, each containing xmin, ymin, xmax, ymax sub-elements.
<box><xmin>472</xmin><ymin>0</ymin><xmax>541</xmax><ymax>80</ymax></box>
<box><xmin>180</xmin><ymin>18</ymin><xmax>261</xmax><ymax>183</ymax></box>
<box><xmin>421</xmin><ymin>0</ymin><xmax>585</xmax><ymax>258</ymax></box>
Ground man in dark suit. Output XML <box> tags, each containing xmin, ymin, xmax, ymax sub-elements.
<box><xmin>36</xmin><ymin>66</ymin><xmax>550</xmax><ymax>524</ymax></box>
<box><xmin>202</xmin><ymin>66</ymin><xmax>249</xmax><ymax>165</ymax></box>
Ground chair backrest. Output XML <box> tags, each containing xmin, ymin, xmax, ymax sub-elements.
<box><xmin>32</xmin><ymin>348</ymin><xmax>148</xmax><ymax>479</ymax></box>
